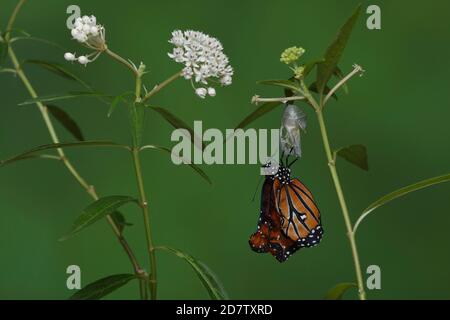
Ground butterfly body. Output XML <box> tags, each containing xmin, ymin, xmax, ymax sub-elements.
<box><xmin>249</xmin><ymin>164</ymin><xmax>323</xmax><ymax>262</ymax></box>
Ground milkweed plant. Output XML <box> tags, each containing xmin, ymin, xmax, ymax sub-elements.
<box><xmin>0</xmin><ymin>0</ymin><xmax>231</xmax><ymax>300</ymax></box>
<box><xmin>1</xmin><ymin>1</ymin><xmax>449</xmax><ymax>300</ymax></box>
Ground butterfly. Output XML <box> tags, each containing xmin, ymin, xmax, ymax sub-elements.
<box><xmin>249</xmin><ymin>157</ymin><xmax>323</xmax><ymax>262</ymax></box>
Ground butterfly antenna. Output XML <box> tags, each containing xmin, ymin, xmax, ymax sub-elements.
<box><xmin>251</xmin><ymin>176</ymin><xmax>264</xmax><ymax>202</ymax></box>
<box><xmin>280</xmin><ymin>150</ymin><xmax>285</xmax><ymax>167</ymax></box>
<box><xmin>288</xmin><ymin>157</ymin><xmax>298</xmax><ymax>168</ymax></box>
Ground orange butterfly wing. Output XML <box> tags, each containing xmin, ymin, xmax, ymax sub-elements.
<box><xmin>274</xmin><ymin>178</ymin><xmax>323</xmax><ymax>247</ymax></box>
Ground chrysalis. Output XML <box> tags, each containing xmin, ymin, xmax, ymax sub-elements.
<box><xmin>280</xmin><ymin>104</ymin><xmax>307</xmax><ymax>158</ymax></box>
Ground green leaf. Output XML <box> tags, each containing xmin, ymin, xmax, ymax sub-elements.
<box><xmin>316</xmin><ymin>4</ymin><xmax>361</xmax><ymax>95</ymax></box>
<box><xmin>334</xmin><ymin>67</ymin><xmax>349</xmax><ymax>94</ymax></box>
<box><xmin>108</xmin><ymin>92</ymin><xmax>134</xmax><ymax>117</ymax></box>
<box><xmin>335</xmin><ymin>144</ymin><xmax>368</xmax><ymax>171</ymax></box>
<box><xmin>24</xmin><ymin>60</ymin><xmax>92</xmax><ymax>89</ymax></box>
<box><xmin>140</xmin><ymin>145</ymin><xmax>212</xmax><ymax>185</ymax></box>
<box><xmin>130</xmin><ymin>102</ymin><xmax>145</xmax><ymax>147</ymax></box>
<box><xmin>46</xmin><ymin>105</ymin><xmax>84</xmax><ymax>141</ymax></box>
<box><xmin>19</xmin><ymin>91</ymin><xmax>111</xmax><ymax>106</ymax></box>
<box><xmin>2</xmin><ymin>28</ymin><xmax>30</xmax><ymax>38</ymax></box>
<box><xmin>325</xmin><ymin>283</ymin><xmax>357</xmax><ymax>300</ymax></box>
<box><xmin>69</xmin><ymin>274</ymin><xmax>137</xmax><ymax>300</ymax></box>
<box><xmin>257</xmin><ymin>79</ymin><xmax>301</xmax><ymax>92</ymax></box>
<box><xmin>0</xmin><ymin>141</ymin><xmax>129</xmax><ymax>167</ymax></box>
<box><xmin>233</xmin><ymin>102</ymin><xmax>282</xmax><ymax>130</ymax></box>
<box><xmin>303</xmin><ymin>58</ymin><xmax>325</xmax><ymax>77</ymax></box>
<box><xmin>10</xmin><ymin>36</ymin><xmax>65</xmax><ymax>50</ymax></box>
<box><xmin>148</xmin><ymin>106</ymin><xmax>204</xmax><ymax>150</ymax></box>
<box><xmin>354</xmin><ymin>173</ymin><xmax>450</xmax><ymax>233</ymax></box>
<box><xmin>309</xmin><ymin>82</ymin><xmax>338</xmax><ymax>100</ymax></box>
<box><xmin>111</xmin><ymin>211</ymin><xmax>133</xmax><ymax>234</ymax></box>
<box><xmin>60</xmin><ymin>196</ymin><xmax>137</xmax><ymax>241</ymax></box>
<box><xmin>157</xmin><ymin>246</ymin><xmax>228</xmax><ymax>300</ymax></box>
<box><xmin>0</xmin><ymin>153</ymin><xmax>61</xmax><ymax>165</ymax></box>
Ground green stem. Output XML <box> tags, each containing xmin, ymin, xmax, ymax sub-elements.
<box><xmin>316</xmin><ymin>110</ymin><xmax>366</xmax><ymax>300</ymax></box>
<box><xmin>105</xmin><ymin>48</ymin><xmax>138</xmax><ymax>76</ymax></box>
<box><xmin>142</xmin><ymin>71</ymin><xmax>182</xmax><ymax>102</ymax></box>
<box><xmin>131</xmin><ymin>147</ymin><xmax>157</xmax><ymax>299</ymax></box>
<box><xmin>105</xmin><ymin>50</ymin><xmax>183</xmax><ymax>299</ymax></box>
<box><xmin>301</xmin><ymin>81</ymin><xmax>366</xmax><ymax>300</ymax></box>
<box><xmin>6</xmin><ymin>0</ymin><xmax>145</xmax><ymax>300</ymax></box>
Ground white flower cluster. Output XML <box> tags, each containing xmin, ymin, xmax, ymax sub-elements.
<box><xmin>64</xmin><ymin>15</ymin><xmax>105</xmax><ymax>66</ymax></box>
<box><xmin>168</xmin><ymin>30</ymin><xmax>233</xmax><ymax>98</ymax></box>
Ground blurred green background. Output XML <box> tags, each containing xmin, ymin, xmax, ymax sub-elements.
<box><xmin>1</xmin><ymin>0</ymin><xmax>450</xmax><ymax>300</ymax></box>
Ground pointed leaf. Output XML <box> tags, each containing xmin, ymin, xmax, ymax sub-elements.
<box><xmin>19</xmin><ymin>91</ymin><xmax>111</xmax><ymax>106</ymax></box>
<box><xmin>24</xmin><ymin>60</ymin><xmax>92</xmax><ymax>89</ymax></box>
<box><xmin>234</xmin><ymin>102</ymin><xmax>282</xmax><ymax>130</ymax></box>
<box><xmin>140</xmin><ymin>145</ymin><xmax>211</xmax><ymax>185</ymax></box>
<box><xmin>354</xmin><ymin>173</ymin><xmax>450</xmax><ymax>233</ymax></box>
<box><xmin>148</xmin><ymin>106</ymin><xmax>204</xmax><ymax>150</ymax></box>
<box><xmin>111</xmin><ymin>211</ymin><xmax>133</xmax><ymax>234</ymax></box>
<box><xmin>316</xmin><ymin>4</ymin><xmax>361</xmax><ymax>95</ymax></box>
<box><xmin>69</xmin><ymin>274</ymin><xmax>137</xmax><ymax>300</ymax></box>
<box><xmin>334</xmin><ymin>67</ymin><xmax>349</xmax><ymax>94</ymax></box>
<box><xmin>0</xmin><ymin>141</ymin><xmax>129</xmax><ymax>167</ymax></box>
<box><xmin>60</xmin><ymin>196</ymin><xmax>138</xmax><ymax>241</ymax></box>
<box><xmin>325</xmin><ymin>283</ymin><xmax>357</xmax><ymax>300</ymax></box>
<box><xmin>303</xmin><ymin>58</ymin><xmax>325</xmax><ymax>77</ymax></box>
<box><xmin>257</xmin><ymin>79</ymin><xmax>301</xmax><ymax>92</ymax></box>
<box><xmin>0</xmin><ymin>154</ymin><xmax>61</xmax><ymax>165</ymax></box>
<box><xmin>10</xmin><ymin>37</ymin><xmax>65</xmax><ymax>50</ymax></box>
<box><xmin>335</xmin><ymin>145</ymin><xmax>368</xmax><ymax>171</ymax></box>
<box><xmin>3</xmin><ymin>28</ymin><xmax>30</xmax><ymax>38</ymax></box>
<box><xmin>46</xmin><ymin>105</ymin><xmax>84</xmax><ymax>141</ymax></box>
<box><xmin>157</xmin><ymin>246</ymin><xmax>228</xmax><ymax>300</ymax></box>
<box><xmin>108</xmin><ymin>92</ymin><xmax>134</xmax><ymax>117</ymax></box>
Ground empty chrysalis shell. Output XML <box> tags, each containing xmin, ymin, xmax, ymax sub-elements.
<box><xmin>280</xmin><ymin>104</ymin><xmax>307</xmax><ymax>158</ymax></box>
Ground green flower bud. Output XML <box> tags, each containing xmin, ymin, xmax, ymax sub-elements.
<box><xmin>293</xmin><ymin>65</ymin><xmax>305</xmax><ymax>79</ymax></box>
<box><xmin>280</xmin><ymin>46</ymin><xmax>305</xmax><ymax>65</ymax></box>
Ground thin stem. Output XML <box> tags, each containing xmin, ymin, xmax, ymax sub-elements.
<box><xmin>131</xmin><ymin>147</ymin><xmax>157</xmax><ymax>300</ymax></box>
<box><xmin>105</xmin><ymin>46</ymin><xmax>158</xmax><ymax>299</ymax></box>
<box><xmin>135</xmin><ymin>76</ymin><xmax>142</xmax><ymax>102</ymax></box>
<box><xmin>142</xmin><ymin>71</ymin><xmax>182</xmax><ymax>102</ymax></box>
<box><xmin>5</xmin><ymin>0</ymin><xmax>27</xmax><ymax>40</ymax></box>
<box><xmin>6</xmin><ymin>0</ymin><xmax>145</xmax><ymax>300</ymax></box>
<box><xmin>301</xmin><ymin>80</ymin><xmax>366</xmax><ymax>300</ymax></box>
<box><xmin>251</xmin><ymin>95</ymin><xmax>306</xmax><ymax>104</ymax></box>
<box><xmin>316</xmin><ymin>110</ymin><xmax>366</xmax><ymax>300</ymax></box>
<box><xmin>323</xmin><ymin>64</ymin><xmax>364</xmax><ymax>105</ymax></box>
<box><xmin>105</xmin><ymin>48</ymin><xmax>138</xmax><ymax>76</ymax></box>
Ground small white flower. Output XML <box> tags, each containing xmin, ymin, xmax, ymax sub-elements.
<box><xmin>90</xmin><ymin>26</ymin><xmax>99</xmax><ymax>36</ymax></box>
<box><xmin>65</xmin><ymin>12</ymin><xmax>106</xmax><ymax>66</ymax></box>
<box><xmin>78</xmin><ymin>55</ymin><xmax>90</xmax><ymax>65</ymax></box>
<box><xmin>82</xmin><ymin>15</ymin><xmax>91</xmax><ymax>24</ymax></box>
<box><xmin>74</xmin><ymin>20</ymin><xmax>83</xmax><ymax>29</ymax></box>
<box><xmin>207</xmin><ymin>87</ymin><xmax>216</xmax><ymax>97</ymax></box>
<box><xmin>64</xmin><ymin>52</ymin><xmax>76</xmax><ymax>61</ymax></box>
<box><xmin>220</xmin><ymin>75</ymin><xmax>232</xmax><ymax>86</ymax></box>
<box><xmin>168</xmin><ymin>30</ymin><xmax>233</xmax><ymax>97</ymax></box>
<box><xmin>182</xmin><ymin>66</ymin><xmax>194</xmax><ymax>79</ymax></box>
<box><xmin>195</xmin><ymin>87</ymin><xmax>207</xmax><ymax>99</ymax></box>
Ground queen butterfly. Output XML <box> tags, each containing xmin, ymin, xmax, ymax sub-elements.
<box><xmin>249</xmin><ymin>158</ymin><xmax>323</xmax><ymax>262</ymax></box>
